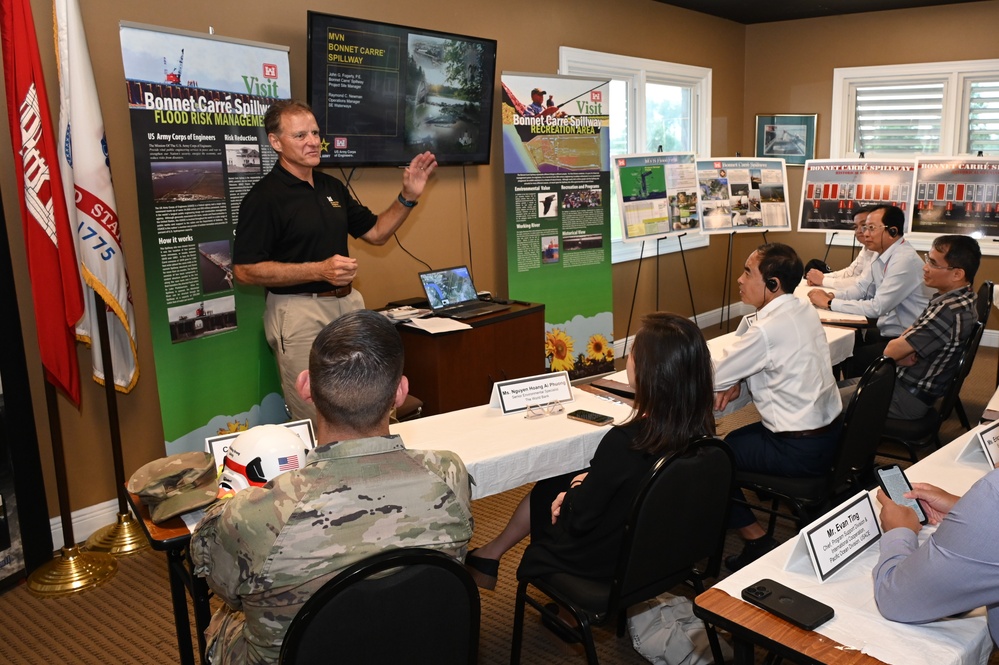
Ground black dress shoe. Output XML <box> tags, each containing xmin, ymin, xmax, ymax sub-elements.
<box><xmin>464</xmin><ymin>549</ymin><xmax>499</xmax><ymax>590</ymax></box>
<box><xmin>725</xmin><ymin>535</ymin><xmax>778</xmax><ymax>572</ymax></box>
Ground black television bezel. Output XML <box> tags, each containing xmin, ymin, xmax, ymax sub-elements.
<box><xmin>306</xmin><ymin>11</ymin><xmax>497</xmax><ymax>168</ymax></box>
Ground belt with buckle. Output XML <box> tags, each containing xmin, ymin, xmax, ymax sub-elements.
<box><xmin>773</xmin><ymin>419</ymin><xmax>840</xmax><ymax>439</ymax></box>
<box><xmin>314</xmin><ymin>284</ymin><xmax>352</xmax><ymax>298</ymax></box>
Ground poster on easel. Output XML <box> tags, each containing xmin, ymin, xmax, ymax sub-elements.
<box><xmin>696</xmin><ymin>158</ymin><xmax>790</xmax><ymax>234</ymax></box>
<box><xmin>501</xmin><ymin>73</ymin><xmax>614</xmax><ymax>380</ymax></box>
<box><xmin>120</xmin><ymin>23</ymin><xmax>290</xmax><ymax>454</ymax></box>
<box><xmin>797</xmin><ymin>159</ymin><xmax>916</xmax><ymax>233</ymax></box>
<box><xmin>911</xmin><ymin>158</ymin><xmax>999</xmax><ymax>237</ymax></box>
<box><xmin>612</xmin><ymin>152</ymin><xmax>700</xmax><ymax>242</ymax></box>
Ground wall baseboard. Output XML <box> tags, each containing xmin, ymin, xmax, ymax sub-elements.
<box><xmin>50</xmin><ymin>498</ymin><xmax>120</xmax><ymax>551</ymax></box>
<box><xmin>52</xmin><ymin>304</ymin><xmax>998</xmax><ymax>549</ymax></box>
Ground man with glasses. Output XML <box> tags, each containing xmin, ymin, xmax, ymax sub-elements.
<box><xmin>808</xmin><ymin>205</ymin><xmax>930</xmax><ymax>377</ymax></box>
<box><xmin>232</xmin><ymin>100</ymin><xmax>437</xmax><ymax>422</ymax></box>
<box><xmin>805</xmin><ymin>206</ymin><xmax>879</xmax><ymax>288</ymax></box>
<box><xmin>841</xmin><ymin>235</ymin><xmax>979</xmax><ymax>419</ymax></box>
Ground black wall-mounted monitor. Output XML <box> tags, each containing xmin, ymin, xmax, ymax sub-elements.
<box><xmin>306</xmin><ymin>11</ymin><xmax>497</xmax><ymax>167</ymax></box>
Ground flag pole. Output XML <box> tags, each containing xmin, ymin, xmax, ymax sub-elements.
<box><xmin>27</xmin><ymin>381</ymin><xmax>116</xmax><ymax>596</ymax></box>
<box><xmin>83</xmin><ymin>293</ymin><xmax>148</xmax><ymax>556</ymax></box>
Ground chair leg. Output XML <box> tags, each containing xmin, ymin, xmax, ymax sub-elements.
<box><xmin>765</xmin><ymin>498</ymin><xmax>780</xmax><ymax>538</ymax></box>
<box><xmin>510</xmin><ymin>581</ymin><xmax>528</xmax><ymax>665</ymax></box>
<box><xmin>955</xmin><ymin>398</ymin><xmax>971</xmax><ymax>431</ymax></box>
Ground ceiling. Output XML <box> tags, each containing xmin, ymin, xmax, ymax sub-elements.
<box><xmin>652</xmin><ymin>0</ymin><xmax>987</xmax><ymax>24</ymax></box>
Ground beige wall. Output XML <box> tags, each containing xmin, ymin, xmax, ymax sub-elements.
<box><xmin>2</xmin><ymin>0</ymin><xmax>996</xmax><ymax>517</ymax></box>
<box><xmin>1</xmin><ymin>0</ymin><xmax>744</xmax><ymax>516</ymax></box>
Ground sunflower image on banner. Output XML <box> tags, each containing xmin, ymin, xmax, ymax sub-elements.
<box><xmin>502</xmin><ymin>73</ymin><xmax>613</xmax><ymax>380</ymax></box>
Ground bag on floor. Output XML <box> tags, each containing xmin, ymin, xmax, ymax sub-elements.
<box><xmin>627</xmin><ymin>592</ymin><xmax>732</xmax><ymax>665</ymax></box>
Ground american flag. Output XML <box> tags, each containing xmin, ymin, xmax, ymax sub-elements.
<box><xmin>278</xmin><ymin>455</ymin><xmax>299</xmax><ymax>471</ymax></box>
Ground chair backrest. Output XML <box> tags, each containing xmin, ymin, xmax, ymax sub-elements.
<box><xmin>609</xmin><ymin>437</ymin><xmax>734</xmax><ymax>613</ymax></box>
<box><xmin>941</xmin><ymin>320</ymin><xmax>984</xmax><ymax>421</ymax></box>
<box><xmin>832</xmin><ymin>355</ymin><xmax>895</xmax><ymax>490</ymax></box>
<box><xmin>279</xmin><ymin>548</ymin><xmax>480</xmax><ymax>665</ymax></box>
<box><xmin>976</xmin><ymin>281</ymin><xmax>993</xmax><ymax>326</ymax></box>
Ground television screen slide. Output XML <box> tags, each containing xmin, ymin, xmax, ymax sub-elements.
<box><xmin>307</xmin><ymin>12</ymin><xmax>497</xmax><ymax>167</ymax></box>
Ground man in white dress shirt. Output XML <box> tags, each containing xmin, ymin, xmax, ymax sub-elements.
<box><xmin>808</xmin><ymin>205</ymin><xmax>930</xmax><ymax>377</ymax></box>
<box><xmin>805</xmin><ymin>206</ymin><xmax>878</xmax><ymax>289</ymax></box>
<box><xmin>714</xmin><ymin>243</ymin><xmax>843</xmax><ymax>571</ymax></box>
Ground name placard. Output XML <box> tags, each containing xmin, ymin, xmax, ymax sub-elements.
<box><xmin>492</xmin><ymin>372</ymin><xmax>573</xmax><ymax>414</ymax></box>
<box><xmin>973</xmin><ymin>420</ymin><xmax>999</xmax><ymax>468</ymax></box>
<box><xmin>785</xmin><ymin>491</ymin><xmax>881</xmax><ymax>582</ymax></box>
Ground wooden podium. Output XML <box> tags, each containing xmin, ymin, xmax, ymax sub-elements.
<box><xmin>397</xmin><ymin>302</ymin><xmax>545</xmax><ymax>415</ymax></box>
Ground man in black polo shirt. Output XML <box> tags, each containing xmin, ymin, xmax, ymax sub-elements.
<box><xmin>233</xmin><ymin>99</ymin><xmax>436</xmax><ymax>421</ymax></box>
<box><xmin>840</xmin><ymin>234</ymin><xmax>979</xmax><ymax>419</ymax></box>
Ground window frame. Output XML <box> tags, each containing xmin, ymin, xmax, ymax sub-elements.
<box><xmin>829</xmin><ymin>59</ymin><xmax>999</xmax><ymax>256</ymax></box>
<box><xmin>558</xmin><ymin>47</ymin><xmax>712</xmax><ymax>263</ymax></box>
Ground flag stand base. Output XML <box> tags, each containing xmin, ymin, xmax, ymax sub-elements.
<box><xmin>84</xmin><ymin>512</ymin><xmax>149</xmax><ymax>556</ymax></box>
<box><xmin>26</xmin><ymin>545</ymin><xmax>117</xmax><ymax>597</ymax></box>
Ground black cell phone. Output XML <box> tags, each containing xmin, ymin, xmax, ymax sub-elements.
<box><xmin>876</xmin><ymin>464</ymin><xmax>927</xmax><ymax>524</ymax></box>
<box><xmin>741</xmin><ymin>579</ymin><xmax>834</xmax><ymax>631</ymax></box>
<box><xmin>566</xmin><ymin>409</ymin><xmax>614</xmax><ymax>426</ymax></box>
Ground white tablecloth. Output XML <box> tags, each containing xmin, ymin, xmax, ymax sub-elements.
<box><xmin>390</xmin><ymin>388</ymin><xmax>635</xmax><ymax>499</ymax></box>
<box><xmin>794</xmin><ymin>281</ymin><xmax>870</xmax><ymax>325</ymax></box>
<box><xmin>713</xmin><ymin>426</ymin><xmax>996</xmax><ymax>665</ymax></box>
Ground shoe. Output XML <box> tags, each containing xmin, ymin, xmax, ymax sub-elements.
<box><xmin>725</xmin><ymin>535</ymin><xmax>778</xmax><ymax>572</ymax></box>
<box><xmin>464</xmin><ymin>549</ymin><xmax>499</xmax><ymax>590</ymax></box>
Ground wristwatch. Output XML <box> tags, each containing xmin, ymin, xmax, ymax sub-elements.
<box><xmin>397</xmin><ymin>192</ymin><xmax>418</xmax><ymax>208</ymax></box>
<box><xmin>827</xmin><ymin>296</ymin><xmax>834</xmax><ymax>310</ymax></box>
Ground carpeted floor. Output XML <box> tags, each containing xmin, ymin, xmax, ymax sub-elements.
<box><xmin>0</xmin><ymin>348</ymin><xmax>995</xmax><ymax>664</ymax></box>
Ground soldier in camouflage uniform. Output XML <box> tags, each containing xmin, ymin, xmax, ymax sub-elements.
<box><xmin>191</xmin><ymin>310</ymin><xmax>474</xmax><ymax>665</ymax></box>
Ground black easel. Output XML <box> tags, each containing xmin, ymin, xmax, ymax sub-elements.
<box><xmin>655</xmin><ymin>233</ymin><xmax>698</xmax><ymax>326</ymax></box>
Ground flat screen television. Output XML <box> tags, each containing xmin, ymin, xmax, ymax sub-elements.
<box><xmin>306</xmin><ymin>12</ymin><xmax>497</xmax><ymax>167</ymax></box>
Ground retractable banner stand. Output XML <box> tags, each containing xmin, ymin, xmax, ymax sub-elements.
<box><xmin>119</xmin><ymin>24</ymin><xmax>290</xmax><ymax>454</ymax></box>
<box><xmin>501</xmin><ymin>73</ymin><xmax>613</xmax><ymax>380</ymax></box>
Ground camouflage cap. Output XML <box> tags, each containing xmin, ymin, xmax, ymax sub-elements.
<box><xmin>127</xmin><ymin>451</ymin><xmax>218</xmax><ymax>524</ymax></box>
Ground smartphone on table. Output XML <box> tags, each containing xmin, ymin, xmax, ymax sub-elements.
<box><xmin>566</xmin><ymin>409</ymin><xmax>614</xmax><ymax>426</ymax></box>
<box><xmin>741</xmin><ymin>579</ymin><xmax>834</xmax><ymax>630</ymax></box>
<box><xmin>876</xmin><ymin>464</ymin><xmax>927</xmax><ymax>525</ymax></box>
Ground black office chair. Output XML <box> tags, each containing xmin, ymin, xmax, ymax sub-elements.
<box><xmin>881</xmin><ymin>320</ymin><xmax>984</xmax><ymax>464</ymax></box>
<box><xmin>510</xmin><ymin>437</ymin><xmax>734</xmax><ymax>665</ymax></box>
<box><xmin>279</xmin><ymin>548</ymin><xmax>480</xmax><ymax>665</ymax></box>
<box><xmin>736</xmin><ymin>355</ymin><xmax>896</xmax><ymax>536</ymax></box>
<box><xmin>955</xmin><ymin>295</ymin><xmax>988</xmax><ymax>430</ymax></box>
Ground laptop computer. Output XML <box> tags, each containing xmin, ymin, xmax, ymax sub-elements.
<box><xmin>418</xmin><ymin>266</ymin><xmax>511</xmax><ymax>319</ymax></box>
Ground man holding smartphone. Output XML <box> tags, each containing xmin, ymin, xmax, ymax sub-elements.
<box><xmin>874</xmin><ymin>471</ymin><xmax>999</xmax><ymax>647</ymax></box>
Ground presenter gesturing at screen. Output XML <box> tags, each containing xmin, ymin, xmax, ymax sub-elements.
<box><xmin>233</xmin><ymin>99</ymin><xmax>436</xmax><ymax>422</ymax></box>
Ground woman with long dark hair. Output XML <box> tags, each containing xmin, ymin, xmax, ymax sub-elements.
<box><xmin>465</xmin><ymin>312</ymin><xmax>715</xmax><ymax>588</ymax></box>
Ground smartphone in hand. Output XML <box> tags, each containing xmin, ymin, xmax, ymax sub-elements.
<box><xmin>876</xmin><ymin>464</ymin><xmax>927</xmax><ymax>525</ymax></box>
<box><xmin>742</xmin><ymin>579</ymin><xmax>834</xmax><ymax>630</ymax></box>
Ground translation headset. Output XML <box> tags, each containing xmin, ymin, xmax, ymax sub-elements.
<box><xmin>886</xmin><ymin>225</ymin><xmax>898</xmax><ymax>238</ymax></box>
<box><xmin>765</xmin><ymin>277</ymin><xmax>779</xmax><ymax>293</ymax></box>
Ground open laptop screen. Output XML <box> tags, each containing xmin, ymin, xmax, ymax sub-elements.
<box><xmin>418</xmin><ymin>266</ymin><xmax>480</xmax><ymax>311</ymax></box>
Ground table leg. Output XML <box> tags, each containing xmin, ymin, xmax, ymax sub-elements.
<box><xmin>191</xmin><ymin>571</ymin><xmax>212</xmax><ymax>664</ymax></box>
<box><xmin>733</xmin><ymin>636</ymin><xmax>755</xmax><ymax>665</ymax></box>
<box><xmin>166</xmin><ymin>548</ymin><xmax>196</xmax><ymax>665</ymax></box>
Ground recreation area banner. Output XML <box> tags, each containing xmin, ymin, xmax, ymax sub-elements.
<box><xmin>119</xmin><ymin>23</ymin><xmax>290</xmax><ymax>454</ymax></box>
<box><xmin>501</xmin><ymin>73</ymin><xmax>613</xmax><ymax>380</ymax></box>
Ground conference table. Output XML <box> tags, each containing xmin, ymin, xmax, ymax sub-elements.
<box><xmin>391</xmin><ymin>324</ymin><xmax>856</xmax><ymax>499</ymax></box>
<box><xmin>694</xmin><ymin>425</ymin><xmax>997</xmax><ymax>665</ymax></box>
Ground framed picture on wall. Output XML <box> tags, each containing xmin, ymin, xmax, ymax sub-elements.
<box><xmin>755</xmin><ymin>114</ymin><xmax>817</xmax><ymax>166</ymax></box>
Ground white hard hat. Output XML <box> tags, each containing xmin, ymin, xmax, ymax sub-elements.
<box><xmin>218</xmin><ymin>424</ymin><xmax>308</xmax><ymax>498</ymax></box>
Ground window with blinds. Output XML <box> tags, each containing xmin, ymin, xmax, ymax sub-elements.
<box><xmin>967</xmin><ymin>79</ymin><xmax>999</xmax><ymax>155</ymax></box>
<box><xmin>831</xmin><ymin>60</ymin><xmax>999</xmax><ymax>158</ymax></box>
<box><xmin>852</xmin><ymin>82</ymin><xmax>944</xmax><ymax>155</ymax></box>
